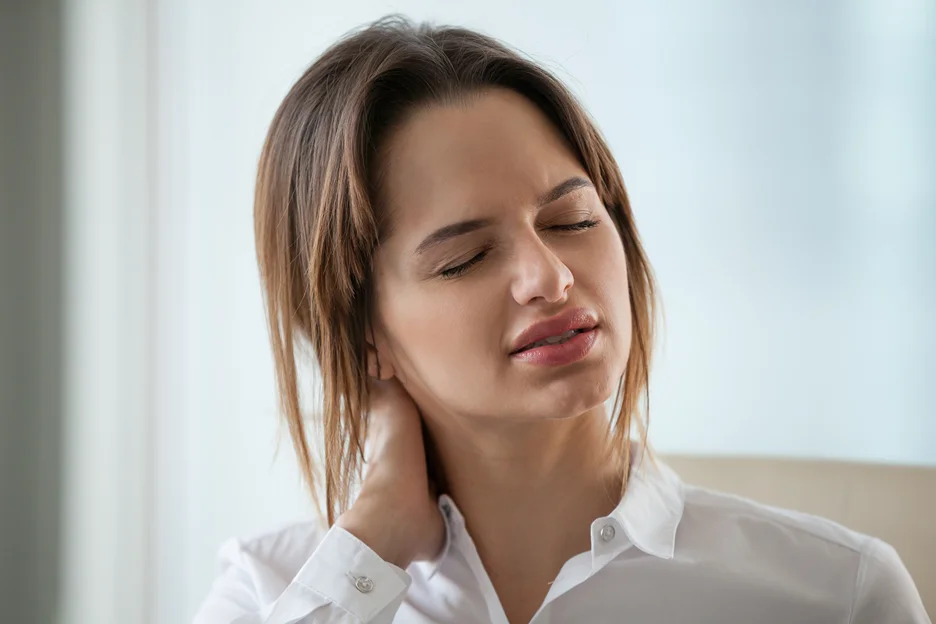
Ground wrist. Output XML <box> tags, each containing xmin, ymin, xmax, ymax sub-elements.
<box><xmin>336</xmin><ymin>498</ymin><xmax>418</xmax><ymax>569</ymax></box>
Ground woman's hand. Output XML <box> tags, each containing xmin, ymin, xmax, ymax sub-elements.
<box><xmin>335</xmin><ymin>376</ymin><xmax>446</xmax><ymax>569</ymax></box>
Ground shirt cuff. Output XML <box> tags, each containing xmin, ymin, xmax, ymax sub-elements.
<box><xmin>294</xmin><ymin>525</ymin><xmax>411</xmax><ymax>621</ymax></box>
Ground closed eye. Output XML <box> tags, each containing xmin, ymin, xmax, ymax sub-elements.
<box><xmin>438</xmin><ymin>220</ymin><xmax>599</xmax><ymax>280</ymax></box>
<box><xmin>549</xmin><ymin>219</ymin><xmax>600</xmax><ymax>232</ymax></box>
<box><xmin>440</xmin><ymin>249</ymin><xmax>489</xmax><ymax>279</ymax></box>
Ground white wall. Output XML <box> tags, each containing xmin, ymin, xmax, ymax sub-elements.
<box><xmin>63</xmin><ymin>1</ymin><xmax>936</xmax><ymax>622</ymax></box>
<box><xmin>62</xmin><ymin>0</ymin><xmax>153</xmax><ymax>622</ymax></box>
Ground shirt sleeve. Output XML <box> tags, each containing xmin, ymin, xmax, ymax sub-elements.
<box><xmin>193</xmin><ymin>526</ymin><xmax>412</xmax><ymax>624</ymax></box>
<box><xmin>849</xmin><ymin>538</ymin><xmax>931</xmax><ymax>624</ymax></box>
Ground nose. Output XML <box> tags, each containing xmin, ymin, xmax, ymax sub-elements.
<box><xmin>509</xmin><ymin>235</ymin><xmax>574</xmax><ymax>306</ymax></box>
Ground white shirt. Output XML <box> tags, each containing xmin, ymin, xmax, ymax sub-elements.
<box><xmin>193</xmin><ymin>459</ymin><xmax>930</xmax><ymax>623</ymax></box>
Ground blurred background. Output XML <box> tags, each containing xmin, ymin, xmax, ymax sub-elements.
<box><xmin>2</xmin><ymin>0</ymin><xmax>934</xmax><ymax>622</ymax></box>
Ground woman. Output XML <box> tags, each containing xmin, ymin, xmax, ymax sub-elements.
<box><xmin>194</xmin><ymin>15</ymin><xmax>929</xmax><ymax>624</ymax></box>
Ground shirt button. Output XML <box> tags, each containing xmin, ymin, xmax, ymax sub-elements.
<box><xmin>599</xmin><ymin>524</ymin><xmax>616</xmax><ymax>542</ymax></box>
<box><xmin>353</xmin><ymin>575</ymin><xmax>375</xmax><ymax>593</ymax></box>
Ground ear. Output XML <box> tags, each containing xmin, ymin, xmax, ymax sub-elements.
<box><xmin>364</xmin><ymin>318</ymin><xmax>397</xmax><ymax>381</ymax></box>
<box><xmin>366</xmin><ymin>342</ymin><xmax>396</xmax><ymax>380</ymax></box>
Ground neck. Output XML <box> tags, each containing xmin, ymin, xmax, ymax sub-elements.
<box><xmin>423</xmin><ymin>405</ymin><xmax>624</xmax><ymax>574</ymax></box>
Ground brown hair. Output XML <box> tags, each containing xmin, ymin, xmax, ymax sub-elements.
<box><xmin>254</xmin><ymin>15</ymin><xmax>658</xmax><ymax>525</ymax></box>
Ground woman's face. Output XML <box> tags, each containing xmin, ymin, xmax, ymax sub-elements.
<box><xmin>370</xmin><ymin>88</ymin><xmax>632</xmax><ymax>422</ymax></box>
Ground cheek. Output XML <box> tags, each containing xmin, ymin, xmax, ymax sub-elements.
<box><xmin>372</xmin><ymin>259</ymin><xmax>469</xmax><ymax>375</ymax></box>
<box><xmin>381</xmin><ymin>280</ymin><xmax>502</xmax><ymax>379</ymax></box>
<box><xmin>583</xmin><ymin>229</ymin><xmax>633</xmax><ymax>352</ymax></box>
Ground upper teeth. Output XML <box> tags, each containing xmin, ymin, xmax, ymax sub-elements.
<box><xmin>526</xmin><ymin>329</ymin><xmax>581</xmax><ymax>350</ymax></box>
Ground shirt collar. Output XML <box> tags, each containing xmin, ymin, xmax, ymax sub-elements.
<box><xmin>608</xmin><ymin>453</ymin><xmax>685</xmax><ymax>560</ymax></box>
<box><xmin>423</xmin><ymin>494</ymin><xmax>459</xmax><ymax>580</ymax></box>
<box><xmin>420</xmin><ymin>445</ymin><xmax>685</xmax><ymax>579</ymax></box>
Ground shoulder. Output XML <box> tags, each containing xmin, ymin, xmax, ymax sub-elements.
<box><xmin>681</xmin><ymin>484</ymin><xmax>873</xmax><ymax>555</ymax></box>
<box><xmin>849</xmin><ymin>537</ymin><xmax>930</xmax><ymax>623</ymax></box>
<box><xmin>677</xmin><ymin>485</ymin><xmax>928</xmax><ymax>621</ymax></box>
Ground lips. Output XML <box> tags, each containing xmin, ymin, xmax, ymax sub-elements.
<box><xmin>509</xmin><ymin>307</ymin><xmax>599</xmax><ymax>354</ymax></box>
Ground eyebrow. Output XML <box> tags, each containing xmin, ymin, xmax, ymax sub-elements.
<box><xmin>535</xmin><ymin>176</ymin><xmax>594</xmax><ymax>207</ymax></box>
<box><xmin>413</xmin><ymin>176</ymin><xmax>594</xmax><ymax>256</ymax></box>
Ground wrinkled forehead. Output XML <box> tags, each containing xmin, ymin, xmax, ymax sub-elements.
<box><xmin>372</xmin><ymin>88</ymin><xmax>584</xmax><ymax>253</ymax></box>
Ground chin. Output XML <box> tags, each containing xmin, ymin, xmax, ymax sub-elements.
<box><xmin>582</xmin><ymin>367</ymin><xmax>622</xmax><ymax>410</ymax></box>
<box><xmin>538</xmin><ymin>365</ymin><xmax>621</xmax><ymax>419</ymax></box>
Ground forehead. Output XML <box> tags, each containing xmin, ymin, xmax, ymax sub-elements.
<box><xmin>375</xmin><ymin>88</ymin><xmax>584</xmax><ymax>243</ymax></box>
